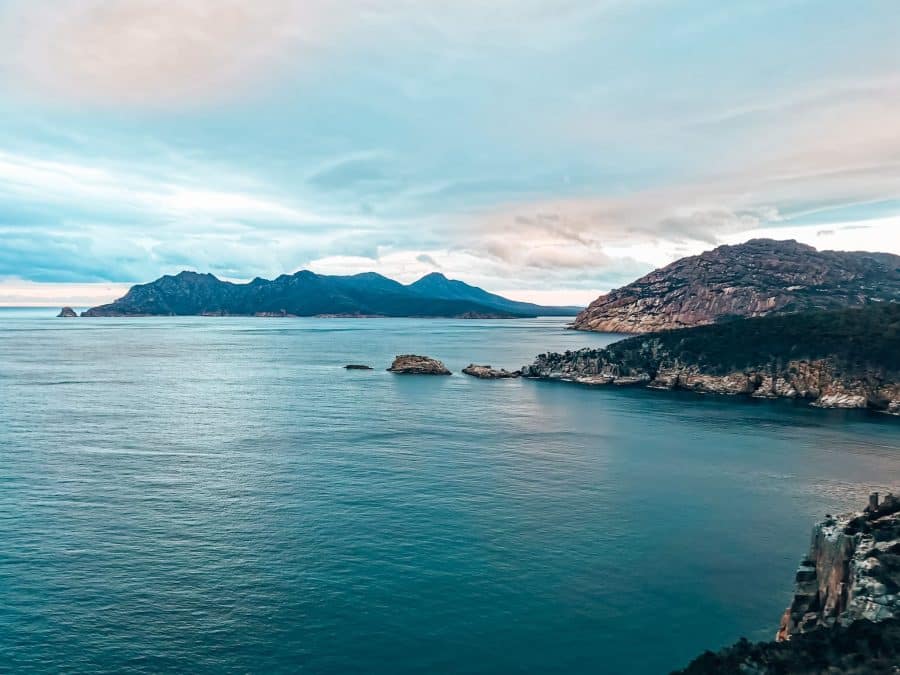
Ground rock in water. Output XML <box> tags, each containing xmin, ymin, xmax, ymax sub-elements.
<box><xmin>57</xmin><ymin>307</ymin><xmax>78</xmax><ymax>317</ymax></box>
<box><xmin>344</xmin><ymin>364</ymin><xmax>373</xmax><ymax>370</ymax></box>
<box><xmin>461</xmin><ymin>364</ymin><xmax>519</xmax><ymax>379</ymax></box>
<box><xmin>387</xmin><ymin>355</ymin><xmax>451</xmax><ymax>375</ymax></box>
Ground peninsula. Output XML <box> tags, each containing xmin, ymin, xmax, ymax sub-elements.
<box><xmin>523</xmin><ymin>303</ymin><xmax>900</xmax><ymax>413</ymax></box>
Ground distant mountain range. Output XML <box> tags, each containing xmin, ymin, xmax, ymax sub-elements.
<box><xmin>572</xmin><ymin>239</ymin><xmax>900</xmax><ymax>333</ymax></box>
<box><xmin>80</xmin><ymin>270</ymin><xmax>582</xmax><ymax>318</ymax></box>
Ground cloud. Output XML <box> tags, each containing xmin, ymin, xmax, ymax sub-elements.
<box><xmin>0</xmin><ymin>0</ymin><xmax>317</xmax><ymax>106</ymax></box>
<box><xmin>0</xmin><ymin>278</ymin><xmax>130</xmax><ymax>307</ymax></box>
<box><xmin>415</xmin><ymin>253</ymin><xmax>440</xmax><ymax>267</ymax></box>
<box><xmin>1</xmin><ymin>1</ymin><xmax>899</xmax><ymax>307</ymax></box>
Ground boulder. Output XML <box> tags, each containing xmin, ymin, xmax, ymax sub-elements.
<box><xmin>387</xmin><ymin>355</ymin><xmax>451</xmax><ymax>375</ymax></box>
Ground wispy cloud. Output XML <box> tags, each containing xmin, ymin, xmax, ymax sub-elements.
<box><xmin>0</xmin><ymin>0</ymin><xmax>318</xmax><ymax>107</ymax></box>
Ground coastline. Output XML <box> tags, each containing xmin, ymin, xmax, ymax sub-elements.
<box><xmin>520</xmin><ymin>356</ymin><xmax>900</xmax><ymax>415</ymax></box>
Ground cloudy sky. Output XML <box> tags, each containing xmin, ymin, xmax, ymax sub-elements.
<box><xmin>0</xmin><ymin>0</ymin><xmax>898</xmax><ymax>306</ymax></box>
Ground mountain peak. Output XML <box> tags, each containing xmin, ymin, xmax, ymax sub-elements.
<box><xmin>573</xmin><ymin>239</ymin><xmax>900</xmax><ymax>333</ymax></box>
<box><xmin>414</xmin><ymin>271</ymin><xmax>449</xmax><ymax>283</ymax></box>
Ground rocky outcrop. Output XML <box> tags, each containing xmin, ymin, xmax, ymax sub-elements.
<box><xmin>57</xmin><ymin>307</ymin><xmax>78</xmax><ymax>317</ymax></box>
<box><xmin>777</xmin><ymin>493</ymin><xmax>900</xmax><ymax>641</ymax></box>
<box><xmin>524</xmin><ymin>303</ymin><xmax>900</xmax><ymax>413</ymax></box>
<box><xmin>523</xmin><ymin>350</ymin><xmax>900</xmax><ymax>413</ymax></box>
<box><xmin>387</xmin><ymin>355</ymin><xmax>451</xmax><ymax>375</ymax></box>
<box><xmin>675</xmin><ymin>494</ymin><xmax>900</xmax><ymax>675</ymax></box>
<box><xmin>573</xmin><ymin>239</ymin><xmax>900</xmax><ymax>333</ymax></box>
<box><xmin>344</xmin><ymin>364</ymin><xmax>373</xmax><ymax>370</ymax></box>
<box><xmin>461</xmin><ymin>364</ymin><xmax>520</xmax><ymax>379</ymax></box>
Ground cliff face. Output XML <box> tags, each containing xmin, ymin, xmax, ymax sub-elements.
<box><xmin>777</xmin><ymin>493</ymin><xmax>900</xmax><ymax>641</ymax></box>
<box><xmin>573</xmin><ymin>239</ymin><xmax>900</xmax><ymax>333</ymax></box>
<box><xmin>674</xmin><ymin>495</ymin><xmax>900</xmax><ymax>675</ymax></box>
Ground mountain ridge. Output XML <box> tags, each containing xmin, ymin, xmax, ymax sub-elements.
<box><xmin>80</xmin><ymin>270</ymin><xmax>582</xmax><ymax>318</ymax></box>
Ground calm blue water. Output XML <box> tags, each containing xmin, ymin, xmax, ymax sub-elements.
<box><xmin>2</xmin><ymin>308</ymin><xmax>899</xmax><ymax>674</ymax></box>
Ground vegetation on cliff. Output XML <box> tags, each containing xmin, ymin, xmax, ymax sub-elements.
<box><xmin>524</xmin><ymin>304</ymin><xmax>900</xmax><ymax>411</ymax></box>
<box><xmin>673</xmin><ymin>618</ymin><xmax>900</xmax><ymax>675</ymax></box>
<box><xmin>605</xmin><ymin>302</ymin><xmax>900</xmax><ymax>377</ymax></box>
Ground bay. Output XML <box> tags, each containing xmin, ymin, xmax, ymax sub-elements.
<box><xmin>1</xmin><ymin>310</ymin><xmax>898</xmax><ymax>673</ymax></box>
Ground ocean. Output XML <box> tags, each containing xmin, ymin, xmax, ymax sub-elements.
<box><xmin>2</xmin><ymin>309</ymin><xmax>899</xmax><ymax>673</ymax></box>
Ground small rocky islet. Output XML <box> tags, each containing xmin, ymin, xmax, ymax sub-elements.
<box><xmin>387</xmin><ymin>355</ymin><xmax>451</xmax><ymax>375</ymax></box>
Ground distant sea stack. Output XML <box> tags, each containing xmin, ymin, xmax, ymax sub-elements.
<box><xmin>81</xmin><ymin>270</ymin><xmax>582</xmax><ymax>318</ymax></box>
<box><xmin>573</xmin><ymin>239</ymin><xmax>900</xmax><ymax>333</ymax></box>
<box><xmin>57</xmin><ymin>307</ymin><xmax>78</xmax><ymax>317</ymax></box>
<box><xmin>523</xmin><ymin>303</ymin><xmax>900</xmax><ymax>413</ymax></box>
<box><xmin>387</xmin><ymin>355</ymin><xmax>451</xmax><ymax>375</ymax></box>
<box><xmin>675</xmin><ymin>493</ymin><xmax>900</xmax><ymax>674</ymax></box>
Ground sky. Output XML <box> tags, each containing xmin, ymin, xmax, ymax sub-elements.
<box><xmin>0</xmin><ymin>1</ymin><xmax>898</xmax><ymax>306</ymax></box>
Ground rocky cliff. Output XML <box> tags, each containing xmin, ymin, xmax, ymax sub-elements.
<box><xmin>777</xmin><ymin>493</ymin><xmax>900</xmax><ymax>641</ymax></box>
<box><xmin>523</xmin><ymin>303</ymin><xmax>900</xmax><ymax>413</ymax></box>
<box><xmin>675</xmin><ymin>494</ymin><xmax>900</xmax><ymax>674</ymax></box>
<box><xmin>573</xmin><ymin>239</ymin><xmax>900</xmax><ymax>333</ymax></box>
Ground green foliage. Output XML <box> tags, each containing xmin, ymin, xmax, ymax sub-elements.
<box><xmin>608</xmin><ymin>303</ymin><xmax>900</xmax><ymax>376</ymax></box>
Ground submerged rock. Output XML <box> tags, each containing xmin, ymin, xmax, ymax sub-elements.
<box><xmin>344</xmin><ymin>364</ymin><xmax>373</xmax><ymax>370</ymax></box>
<box><xmin>387</xmin><ymin>354</ymin><xmax>451</xmax><ymax>375</ymax></box>
<box><xmin>57</xmin><ymin>307</ymin><xmax>78</xmax><ymax>318</ymax></box>
<box><xmin>461</xmin><ymin>364</ymin><xmax>520</xmax><ymax>379</ymax></box>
